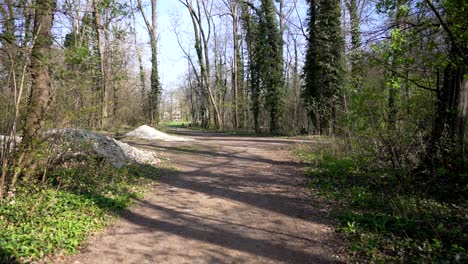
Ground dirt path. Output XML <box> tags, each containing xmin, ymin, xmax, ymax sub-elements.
<box><xmin>65</xmin><ymin>129</ymin><xmax>344</xmax><ymax>264</ymax></box>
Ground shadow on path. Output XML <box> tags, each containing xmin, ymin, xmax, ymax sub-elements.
<box><xmin>115</xmin><ymin>200</ymin><xmax>340</xmax><ymax>264</ymax></box>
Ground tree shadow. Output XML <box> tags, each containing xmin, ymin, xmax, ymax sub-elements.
<box><xmin>128</xmin><ymin>141</ymin><xmax>295</xmax><ymax>167</ymax></box>
<box><xmin>55</xmin><ymin>130</ymin><xmax>342</xmax><ymax>263</ymax></box>
<box><xmin>112</xmin><ymin>200</ymin><xmax>342</xmax><ymax>263</ymax></box>
<box><xmin>124</xmin><ymin>136</ymin><xmax>331</xmax><ymax>225</ymax></box>
<box><xmin>167</xmin><ymin>128</ymin><xmax>316</xmax><ymax>145</ymax></box>
<box><xmin>156</xmin><ymin>166</ymin><xmax>331</xmax><ymax>226</ymax></box>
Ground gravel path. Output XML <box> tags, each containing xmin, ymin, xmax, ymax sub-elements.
<box><xmin>64</xmin><ymin>129</ymin><xmax>344</xmax><ymax>264</ymax></box>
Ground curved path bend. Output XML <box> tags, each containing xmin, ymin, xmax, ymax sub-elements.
<box><xmin>65</xmin><ymin>129</ymin><xmax>344</xmax><ymax>264</ymax></box>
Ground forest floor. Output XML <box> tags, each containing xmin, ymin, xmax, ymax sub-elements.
<box><xmin>60</xmin><ymin>128</ymin><xmax>344</xmax><ymax>264</ymax></box>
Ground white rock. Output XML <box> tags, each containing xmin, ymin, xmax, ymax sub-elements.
<box><xmin>124</xmin><ymin>125</ymin><xmax>193</xmax><ymax>142</ymax></box>
<box><xmin>46</xmin><ymin>128</ymin><xmax>160</xmax><ymax>167</ymax></box>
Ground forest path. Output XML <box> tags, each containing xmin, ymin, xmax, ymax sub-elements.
<box><xmin>65</xmin><ymin>129</ymin><xmax>344</xmax><ymax>264</ymax></box>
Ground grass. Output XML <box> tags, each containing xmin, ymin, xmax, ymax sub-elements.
<box><xmin>162</xmin><ymin>121</ymin><xmax>189</xmax><ymax>128</ymax></box>
<box><xmin>295</xmin><ymin>146</ymin><xmax>467</xmax><ymax>263</ymax></box>
<box><xmin>0</xmin><ymin>159</ymin><xmax>170</xmax><ymax>263</ymax></box>
<box><xmin>162</xmin><ymin>121</ymin><xmax>293</xmax><ymax>137</ymax></box>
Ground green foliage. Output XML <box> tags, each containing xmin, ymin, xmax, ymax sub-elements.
<box><xmin>0</xmin><ymin>160</ymin><xmax>163</xmax><ymax>262</ymax></box>
<box><xmin>297</xmin><ymin>147</ymin><xmax>467</xmax><ymax>263</ymax></box>
<box><xmin>302</xmin><ymin>0</ymin><xmax>344</xmax><ymax>133</ymax></box>
<box><xmin>257</xmin><ymin>0</ymin><xmax>285</xmax><ymax>134</ymax></box>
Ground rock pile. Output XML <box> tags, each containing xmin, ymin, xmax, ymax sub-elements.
<box><xmin>46</xmin><ymin>128</ymin><xmax>160</xmax><ymax>167</ymax></box>
<box><xmin>124</xmin><ymin>125</ymin><xmax>193</xmax><ymax>141</ymax></box>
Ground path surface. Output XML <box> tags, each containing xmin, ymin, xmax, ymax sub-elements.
<box><xmin>65</xmin><ymin>129</ymin><xmax>344</xmax><ymax>264</ymax></box>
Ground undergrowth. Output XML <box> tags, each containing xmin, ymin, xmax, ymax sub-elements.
<box><xmin>295</xmin><ymin>146</ymin><xmax>467</xmax><ymax>263</ymax></box>
<box><xmin>0</xmin><ymin>160</ymin><xmax>167</xmax><ymax>263</ymax></box>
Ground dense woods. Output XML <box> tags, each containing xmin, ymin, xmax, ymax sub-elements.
<box><xmin>0</xmin><ymin>0</ymin><xmax>467</xmax><ymax>262</ymax></box>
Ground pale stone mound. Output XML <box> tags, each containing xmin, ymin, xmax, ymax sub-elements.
<box><xmin>46</xmin><ymin>128</ymin><xmax>160</xmax><ymax>167</ymax></box>
<box><xmin>0</xmin><ymin>135</ymin><xmax>21</xmax><ymax>145</ymax></box>
<box><xmin>124</xmin><ymin>125</ymin><xmax>193</xmax><ymax>141</ymax></box>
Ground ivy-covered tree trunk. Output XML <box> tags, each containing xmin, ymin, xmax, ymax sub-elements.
<box><xmin>431</xmin><ymin>48</ymin><xmax>467</xmax><ymax>163</ymax></box>
<box><xmin>22</xmin><ymin>0</ymin><xmax>56</xmax><ymax>148</ymax></box>
<box><xmin>426</xmin><ymin>0</ymin><xmax>468</xmax><ymax>167</ymax></box>
<box><xmin>387</xmin><ymin>1</ymin><xmax>406</xmax><ymax>130</ymax></box>
<box><xmin>347</xmin><ymin>0</ymin><xmax>363</xmax><ymax>90</ymax></box>
<box><xmin>149</xmin><ymin>41</ymin><xmax>160</xmax><ymax>124</ymax></box>
<box><xmin>138</xmin><ymin>0</ymin><xmax>160</xmax><ymax>125</ymax></box>
<box><xmin>259</xmin><ymin>0</ymin><xmax>284</xmax><ymax>134</ymax></box>
<box><xmin>241</xmin><ymin>2</ymin><xmax>260</xmax><ymax>133</ymax></box>
<box><xmin>302</xmin><ymin>0</ymin><xmax>344</xmax><ymax>134</ymax></box>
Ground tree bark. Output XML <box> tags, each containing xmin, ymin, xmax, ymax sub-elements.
<box><xmin>92</xmin><ymin>0</ymin><xmax>108</xmax><ymax>129</ymax></box>
<box><xmin>231</xmin><ymin>0</ymin><xmax>239</xmax><ymax>128</ymax></box>
<box><xmin>22</xmin><ymin>0</ymin><xmax>56</xmax><ymax>148</ymax></box>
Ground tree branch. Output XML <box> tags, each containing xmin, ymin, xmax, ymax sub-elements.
<box><xmin>425</xmin><ymin>0</ymin><xmax>468</xmax><ymax>66</ymax></box>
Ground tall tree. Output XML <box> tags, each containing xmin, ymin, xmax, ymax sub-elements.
<box><xmin>425</xmin><ymin>0</ymin><xmax>468</xmax><ymax>165</ymax></box>
<box><xmin>240</xmin><ymin>1</ymin><xmax>261</xmax><ymax>133</ymax></box>
<box><xmin>137</xmin><ymin>0</ymin><xmax>161</xmax><ymax>125</ymax></box>
<box><xmin>22</xmin><ymin>0</ymin><xmax>56</xmax><ymax>147</ymax></box>
<box><xmin>92</xmin><ymin>0</ymin><xmax>108</xmax><ymax>129</ymax></box>
<box><xmin>223</xmin><ymin>0</ymin><xmax>241</xmax><ymax>128</ymax></box>
<box><xmin>346</xmin><ymin>0</ymin><xmax>363</xmax><ymax>90</ymax></box>
<box><xmin>302</xmin><ymin>0</ymin><xmax>344</xmax><ymax>134</ymax></box>
<box><xmin>258</xmin><ymin>0</ymin><xmax>284</xmax><ymax>133</ymax></box>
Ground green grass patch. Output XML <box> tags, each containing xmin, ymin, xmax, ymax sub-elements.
<box><xmin>295</xmin><ymin>148</ymin><xmax>467</xmax><ymax>263</ymax></box>
<box><xmin>161</xmin><ymin>121</ymin><xmax>190</xmax><ymax>128</ymax></box>
<box><xmin>0</xmin><ymin>161</ymin><xmax>168</xmax><ymax>263</ymax></box>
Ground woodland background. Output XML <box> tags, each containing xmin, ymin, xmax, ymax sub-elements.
<box><xmin>0</xmin><ymin>0</ymin><xmax>467</xmax><ymax>262</ymax></box>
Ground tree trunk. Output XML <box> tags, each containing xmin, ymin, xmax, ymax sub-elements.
<box><xmin>347</xmin><ymin>0</ymin><xmax>362</xmax><ymax>89</ymax></box>
<box><xmin>432</xmin><ymin>48</ymin><xmax>467</xmax><ymax>164</ymax></box>
<box><xmin>231</xmin><ymin>1</ymin><xmax>239</xmax><ymax>128</ymax></box>
<box><xmin>92</xmin><ymin>0</ymin><xmax>107</xmax><ymax>130</ymax></box>
<box><xmin>22</xmin><ymin>0</ymin><xmax>56</xmax><ymax>148</ymax></box>
<box><xmin>131</xmin><ymin>0</ymin><xmax>146</xmax><ymax>113</ymax></box>
<box><xmin>138</xmin><ymin>0</ymin><xmax>160</xmax><ymax>125</ymax></box>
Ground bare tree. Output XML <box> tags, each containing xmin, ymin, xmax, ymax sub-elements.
<box><xmin>179</xmin><ymin>0</ymin><xmax>222</xmax><ymax>129</ymax></box>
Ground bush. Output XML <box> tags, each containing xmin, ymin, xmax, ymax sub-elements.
<box><xmin>296</xmin><ymin>146</ymin><xmax>467</xmax><ymax>263</ymax></box>
<box><xmin>0</xmin><ymin>160</ymin><xmax>164</xmax><ymax>263</ymax></box>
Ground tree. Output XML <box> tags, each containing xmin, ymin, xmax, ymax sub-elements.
<box><xmin>425</xmin><ymin>0</ymin><xmax>468</xmax><ymax>166</ymax></box>
<box><xmin>137</xmin><ymin>0</ymin><xmax>161</xmax><ymax>125</ymax></box>
<box><xmin>22</xmin><ymin>0</ymin><xmax>56</xmax><ymax>147</ymax></box>
<box><xmin>302</xmin><ymin>0</ymin><xmax>344</xmax><ymax>134</ymax></box>
<box><xmin>131</xmin><ymin>0</ymin><xmax>147</xmax><ymax>113</ymax></box>
<box><xmin>179</xmin><ymin>0</ymin><xmax>222</xmax><ymax>129</ymax></box>
<box><xmin>258</xmin><ymin>0</ymin><xmax>284</xmax><ymax>134</ymax></box>
<box><xmin>346</xmin><ymin>0</ymin><xmax>363</xmax><ymax>91</ymax></box>
<box><xmin>223</xmin><ymin>0</ymin><xmax>241</xmax><ymax>128</ymax></box>
<box><xmin>240</xmin><ymin>0</ymin><xmax>261</xmax><ymax>133</ymax></box>
<box><xmin>92</xmin><ymin>0</ymin><xmax>108</xmax><ymax>129</ymax></box>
